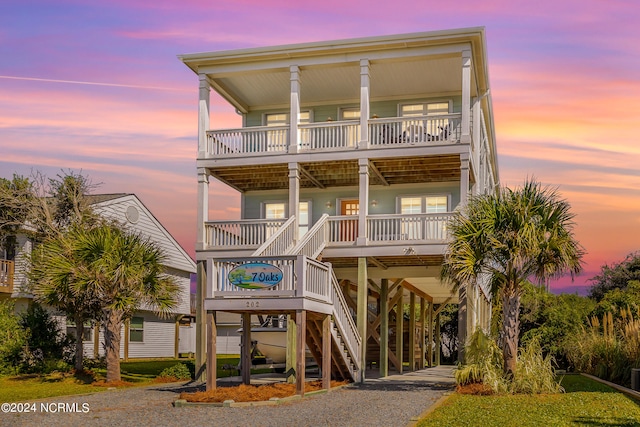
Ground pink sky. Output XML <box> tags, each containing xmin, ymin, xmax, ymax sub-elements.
<box><xmin>1</xmin><ymin>0</ymin><xmax>639</xmax><ymax>295</ymax></box>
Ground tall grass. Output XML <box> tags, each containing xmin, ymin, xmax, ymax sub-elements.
<box><xmin>455</xmin><ymin>329</ymin><xmax>562</xmax><ymax>394</ymax></box>
<box><xmin>566</xmin><ymin>307</ymin><xmax>640</xmax><ymax>387</ymax></box>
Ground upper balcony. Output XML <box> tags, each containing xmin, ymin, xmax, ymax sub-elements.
<box><xmin>0</xmin><ymin>260</ymin><xmax>14</xmax><ymax>294</ymax></box>
<box><xmin>205</xmin><ymin>114</ymin><xmax>463</xmax><ymax>160</ymax></box>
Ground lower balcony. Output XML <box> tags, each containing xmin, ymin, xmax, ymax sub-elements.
<box><xmin>0</xmin><ymin>260</ymin><xmax>14</xmax><ymax>294</ymax></box>
<box><xmin>202</xmin><ymin>213</ymin><xmax>452</xmax><ymax>258</ymax></box>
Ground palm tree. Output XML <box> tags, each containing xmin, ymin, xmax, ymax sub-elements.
<box><xmin>73</xmin><ymin>223</ymin><xmax>180</xmax><ymax>382</ymax></box>
<box><xmin>31</xmin><ymin>223</ymin><xmax>179</xmax><ymax>381</ymax></box>
<box><xmin>441</xmin><ymin>179</ymin><xmax>584</xmax><ymax>375</ymax></box>
<box><xmin>30</xmin><ymin>226</ymin><xmax>103</xmax><ymax>371</ymax></box>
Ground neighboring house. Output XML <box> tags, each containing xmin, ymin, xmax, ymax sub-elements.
<box><xmin>180</xmin><ymin>27</ymin><xmax>499</xmax><ymax>385</ymax></box>
<box><xmin>0</xmin><ymin>193</ymin><xmax>196</xmax><ymax>360</ymax></box>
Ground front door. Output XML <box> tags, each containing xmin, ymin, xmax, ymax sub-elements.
<box><xmin>340</xmin><ymin>199</ymin><xmax>359</xmax><ymax>241</ymax></box>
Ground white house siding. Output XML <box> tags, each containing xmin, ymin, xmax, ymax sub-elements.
<box><xmin>92</xmin><ymin>196</ymin><xmax>195</xmax><ymax>274</ymax></box>
<box><xmin>126</xmin><ymin>312</ymin><xmax>176</xmax><ymax>359</ymax></box>
<box><xmin>83</xmin><ymin>312</ymin><xmax>178</xmax><ymax>359</ymax></box>
<box><xmin>216</xmin><ymin>326</ymin><xmax>241</xmax><ymax>355</ymax></box>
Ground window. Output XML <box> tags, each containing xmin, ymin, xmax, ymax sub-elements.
<box><xmin>265</xmin><ymin>112</ymin><xmax>311</xmax><ymax>126</ymax></box>
<box><xmin>399</xmin><ymin>196</ymin><xmax>449</xmax><ymax>239</ymax></box>
<box><xmin>66</xmin><ymin>321</ymin><xmax>92</xmax><ymax>342</ymax></box>
<box><xmin>425</xmin><ymin>196</ymin><xmax>448</xmax><ymax>213</ymax></box>
<box><xmin>340</xmin><ymin>108</ymin><xmax>360</xmax><ymax>120</ymax></box>
<box><xmin>264</xmin><ymin>202</ymin><xmax>286</xmax><ymax>219</ymax></box>
<box><xmin>129</xmin><ymin>317</ymin><xmax>144</xmax><ymax>342</ymax></box>
<box><xmin>263</xmin><ymin>201</ymin><xmax>311</xmax><ymax>236</ymax></box>
<box><xmin>400</xmin><ymin>102</ymin><xmax>453</xmax><ymax>141</ymax></box>
<box><xmin>299</xmin><ymin>201</ymin><xmax>310</xmax><ymax>236</ymax></box>
<box><xmin>265</xmin><ymin>112</ymin><xmax>311</xmax><ymax>151</ymax></box>
<box><xmin>400</xmin><ymin>102</ymin><xmax>450</xmax><ymax>117</ymax></box>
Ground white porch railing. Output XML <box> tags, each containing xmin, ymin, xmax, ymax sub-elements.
<box><xmin>299</xmin><ymin>121</ymin><xmax>360</xmax><ymax>151</ymax></box>
<box><xmin>367</xmin><ymin>213</ymin><xmax>453</xmax><ymax>242</ymax></box>
<box><xmin>252</xmin><ymin>216</ymin><xmax>297</xmax><ymax>256</ymax></box>
<box><xmin>327</xmin><ymin>215</ymin><xmax>358</xmax><ymax>244</ymax></box>
<box><xmin>206</xmin><ymin>126</ymin><xmax>289</xmax><ymax>156</ymax></box>
<box><xmin>208</xmin><ymin>256</ymin><xmax>298</xmax><ymax>298</ymax></box>
<box><xmin>369</xmin><ymin>114</ymin><xmax>462</xmax><ymax>146</ymax></box>
<box><xmin>205</xmin><ymin>219</ymin><xmax>286</xmax><ymax>249</ymax></box>
<box><xmin>287</xmin><ymin>214</ymin><xmax>329</xmax><ymax>258</ymax></box>
<box><xmin>328</xmin><ymin>266</ymin><xmax>361</xmax><ymax>376</ymax></box>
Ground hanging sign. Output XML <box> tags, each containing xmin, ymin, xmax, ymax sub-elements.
<box><xmin>228</xmin><ymin>262</ymin><xmax>283</xmax><ymax>289</ymax></box>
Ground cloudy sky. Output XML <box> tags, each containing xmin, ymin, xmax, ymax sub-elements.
<box><xmin>2</xmin><ymin>0</ymin><xmax>639</xmax><ymax>294</ymax></box>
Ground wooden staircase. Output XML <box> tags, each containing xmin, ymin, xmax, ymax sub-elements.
<box><xmin>305</xmin><ymin>314</ymin><xmax>359</xmax><ymax>381</ymax></box>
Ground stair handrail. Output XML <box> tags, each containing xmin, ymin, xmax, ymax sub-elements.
<box><xmin>286</xmin><ymin>213</ymin><xmax>329</xmax><ymax>258</ymax></box>
<box><xmin>328</xmin><ymin>265</ymin><xmax>361</xmax><ymax>374</ymax></box>
<box><xmin>252</xmin><ymin>215</ymin><xmax>297</xmax><ymax>256</ymax></box>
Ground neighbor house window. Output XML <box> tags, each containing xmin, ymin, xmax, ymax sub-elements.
<box><xmin>129</xmin><ymin>317</ymin><xmax>144</xmax><ymax>342</ymax></box>
<box><xmin>66</xmin><ymin>321</ymin><xmax>92</xmax><ymax>342</ymax></box>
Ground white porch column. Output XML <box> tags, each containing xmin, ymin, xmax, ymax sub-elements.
<box><xmin>359</xmin><ymin>59</ymin><xmax>370</xmax><ymax>149</ymax></box>
<box><xmin>461</xmin><ymin>49</ymin><xmax>472</xmax><ymax>144</ymax></box>
<box><xmin>198</xmin><ymin>74</ymin><xmax>211</xmax><ymax>158</ymax></box>
<box><xmin>289</xmin><ymin>65</ymin><xmax>301</xmax><ymax>153</ymax></box>
<box><xmin>289</xmin><ymin>162</ymin><xmax>300</xmax><ymax>242</ymax></box>
<box><xmin>472</xmin><ymin>98</ymin><xmax>481</xmax><ymax>195</ymax></box>
<box><xmin>459</xmin><ymin>153</ymin><xmax>470</xmax><ymax>207</ymax></box>
<box><xmin>357</xmin><ymin>158</ymin><xmax>369</xmax><ymax>245</ymax></box>
<box><xmin>197</xmin><ymin>168</ymin><xmax>209</xmax><ymax>251</ymax></box>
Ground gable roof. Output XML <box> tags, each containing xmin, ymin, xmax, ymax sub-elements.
<box><xmin>90</xmin><ymin>194</ymin><xmax>196</xmax><ymax>274</ymax></box>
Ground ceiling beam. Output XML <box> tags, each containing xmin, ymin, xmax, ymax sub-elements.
<box><xmin>299</xmin><ymin>166</ymin><xmax>326</xmax><ymax>189</ymax></box>
<box><xmin>369</xmin><ymin>162</ymin><xmax>390</xmax><ymax>186</ymax></box>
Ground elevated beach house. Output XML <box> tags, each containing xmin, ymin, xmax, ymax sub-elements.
<box><xmin>179</xmin><ymin>27</ymin><xmax>498</xmax><ymax>393</ymax></box>
<box><xmin>0</xmin><ymin>194</ymin><xmax>196</xmax><ymax>360</ymax></box>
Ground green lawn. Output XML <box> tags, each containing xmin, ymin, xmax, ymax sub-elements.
<box><xmin>419</xmin><ymin>375</ymin><xmax>640</xmax><ymax>427</ymax></box>
<box><xmin>0</xmin><ymin>355</ymin><xmax>255</xmax><ymax>403</ymax></box>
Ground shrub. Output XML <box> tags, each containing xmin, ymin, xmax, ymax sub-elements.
<box><xmin>0</xmin><ymin>300</ymin><xmax>27</xmax><ymax>374</ymax></box>
<box><xmin>18</xmin><ymin>303</ymin><xmax>74</xmax><ymax>373</ymax></box>
<box><xmin>456</xmin><ymin>329</ymin><xmax>562</xmax><ymax>394</ymax></box>
<box><xmin>158</xmin><ymin>363</ymin><xmax>192</xmax><ymax>381</ymax></box>
<box><xmin>566</xmin><ymin>307</ymin><xmax>640</xmax><ymax>387</ymax></box>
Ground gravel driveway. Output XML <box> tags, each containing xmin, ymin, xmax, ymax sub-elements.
<box><xmin>1</xmin><ymin>366</ymin><xmax>454</xmax><ymax>427</ymax></box>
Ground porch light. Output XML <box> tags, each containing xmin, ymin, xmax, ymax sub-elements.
<box><xmin>325</xmin><ymin>201</ymin><xmax>332</xmax><ymax>208</ymax></box>
<box><xmin>371</xmin><ymin>200</ymin><xmax>378</xmax><ymax>207</ymax></box>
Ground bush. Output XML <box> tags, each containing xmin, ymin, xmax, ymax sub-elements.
<box><xmin>18</xmin><ymin>303</ymin><xmax>74</xmax><ymax>373</ymax></box>
<box><xmin>158</xmin><ymin>363</ymin><xmax>192</xmax><ymax>381</ymax></box>
<box><xmin>455</xmin><ymin>329</ymin><xmax>562</xmax><ymax>394</ymax></box>
<box><xmin>0</xmin><ymin>300</ymin><xmax>27</xmax><ymax>374</ymax></box>
<box><xmin>565</xmin><ymin>308</ymin><xmax>640</xmax><ymax>387</ymax></box>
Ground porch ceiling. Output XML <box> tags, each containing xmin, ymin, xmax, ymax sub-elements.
<box><xmin>327</xmin><ymin>255</ymin><xmax>457</xmax><ymax>304</ymax></box>
<box><xmin>208</xmin><ymin>155</ymin><xmax>463</xmax><ymax>192</ymax></box>
<box><xmin>208</xmin><ymin>56</ymin><xmax>469</xmax><ymax>110</ymax></box>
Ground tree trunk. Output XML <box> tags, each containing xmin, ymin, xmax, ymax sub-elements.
<box><xmin>501</xmin><ymin>286</ymin><xmax>520</xmax><ymax>375</ymax></box>
<box><xmin>103</xmin><ymin>309</ymin><xmax>123</xmax><ymax>382</ymax></box>
<box><xmin>73</xmin><ymin>313</ymin><xmax>85</xmax><ymax>372</ymax></box>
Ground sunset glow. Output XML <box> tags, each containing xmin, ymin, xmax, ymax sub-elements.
<box><xmin>2</xmin><ymin>1</ymin><xmax>639</xmax><ymax>294</ymax></box>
